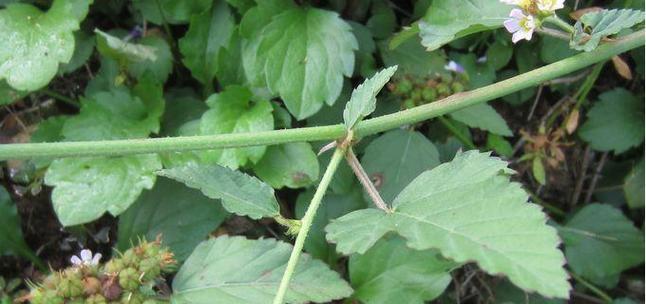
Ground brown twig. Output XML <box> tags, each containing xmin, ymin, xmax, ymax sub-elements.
<box><xmin>345</xmin><ymin>147</ymin><xmax>391</xmax><ymax>212</ymax></box>
<box><xmin>585</xmin><ymin>152</ymin><xmax>608</xmax><ymax>204</ymax></box>
<box><xmin>527</xmin><ymin>84</ymin><xmax>544</xmax><ymax>122</ymax></box>
<box><xmin>571</xmin><ymin>145</ymin><xmax>592</xmax><ymax>206</ymax></box>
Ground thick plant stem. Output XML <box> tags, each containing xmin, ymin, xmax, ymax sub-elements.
<box><xmin>544</xmin><ymin>15</ymin><xmax>575</xmax><ymax>33</ymax></box>
<box><xmin>0</xmin><ymin>30</ymin><xmax>643</xmax><ymax>161</ymax></box>
<box><xmin>345</xmin><ymin>148</ymin><xmax>390</xmax><ymax>212</ymax></box>
<box><xmin>273</xmin><ymin>147</ymin><xmax>346</xmax><ymax>304</ymax></box>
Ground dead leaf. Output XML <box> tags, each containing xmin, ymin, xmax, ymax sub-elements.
<box><xmin>565</xmin><ymin>109</ymin><xmax>580</xmax><ymax>134</ymax></box>
<box><xmin>570</xmin><ymin>7</ymin><xmax>604</xmax><ymax>20</ymax></box>
<box><xmin>612</xmin><ymin>55</ymin><xmax>633</xmax><ymax>80</ymax></box>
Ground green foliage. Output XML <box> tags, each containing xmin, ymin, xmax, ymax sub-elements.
<box><xmin>132</xmin><ymin>0</ymin><xmax>213</xmax><ymax>25</ymax></box>
<box><xmin>327</xmin><ymin>151</ymin><xmax>570</xmax><ymax>298</ymax></box>
<box><xmin>0</xmin><ymin>185</ymin><xmax>35</xmax><ymax>260</ymax></box>
<box><xmin>171</xmin><ymin>236</ymin><xmax>353</xmax><ymax>303</ymax></box>
<box><xmin>343</xmin><ymin>66</ymin><xmax>398</xmax><ymax>129</ymax></box>
<box><xmin>117</xmin><ymin>178</ymin><xmax>228</xmax><ymax>262</ymax></box>
<box><xmin>158</xmin><ymin>164</ymin><xmax>280</xmax><ymax>220</ymax></box>
<box><xmin>240</xmin><ymin>0</ymin><xmax>358</xmax><ymax>119</ymax></box>
<box><xmin>0</xmin><ymin>0</ymin><xmax>92</xmax><ymax>91</ymax></box>
<box><xmin>559</xmin><ymin>204</ymin><xmax>645</xmax><ymax>286</ymax></box>
<box><xmin>579</xmin><ymin>89</ymin><xmax>644</xmax><ymax>153</ymax></box>
<box><xmin>571</xmin><ymin>9</ymin><xmax>645</xmax><ymax>52</ymax></box>
<box><xmin>623</xmin><ymin>159</ymin><xmax>644</xmax><ymax>209</ymax></box>
<box><xmin>253</xmin><ymin>143</ymin><xmax>320</xmax><ymax>189</ymax></box>
<box><xmin>449</xmin><ymin>103</ymin><xmax>513</xmax><ymax>136</ymax></box>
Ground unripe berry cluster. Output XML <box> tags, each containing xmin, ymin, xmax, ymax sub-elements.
<box><xmin>387</xmin><ymin>73</ymin><xmax>468</xmax><ymax>109</ymax></box>
<box><xmin>29</xmin><ymin>239</ymin><xmax>176</xmax><ymax>304</ymax></box>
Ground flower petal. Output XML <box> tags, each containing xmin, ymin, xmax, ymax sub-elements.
<box><xmin>80</xmin><ymin>249</ymin><xmax>93</xmax><ymax>262</ymax></box>
<box><xmin>512</xmin><ymin>31</ymin><xmax>525</xmax><ymax>43</ymax></box>
<box><xmin>70</xmin><ymin>255</ymin><xmax>82</xmax><ymax>265</ymax></box>
<box><xmin>91</xmin><ymin>253</ymin><xmax>102</xmax><ymax>265</ymax></box>
<box><xmin>504</xmin><ymin>19</ymin><xmax>521</xmax><ymax>33</ymax></box>
<box><xmin>509</xmin><ymin>8</ymin><xmax>525</xmax><ymax>19</ymax></box>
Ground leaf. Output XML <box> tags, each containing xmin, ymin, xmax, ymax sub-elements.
<box><xmin>486</xmin><ymin>37</ymin><xmax>513</xmax><ymax>71</ymax></box>
<box><xmin>95</xmin><ymin>29</ymin><xmax>158</xmax><ymax>62</ymax></box>
<box><xmin>128</xmin><ymin>35</ymin><xmax>173</xmax><ymax>83</ymax></box>
<box><xmin>450</xmin><ymin>103</ymin><xmax>513</xmax><ymax>136</ymax></box>
<box><xmin>253</xmin><ymin>142</ymin><xmax>320</xmax><ymax>189</ymax></box>
<box><xmin>0</xmin><ymin>0</ymin><xmax>93</xmax><ymax>91</ymax></box>
<box><xmin>492</xmin><ymin>280</ymin><xmax>565</xmax><ymax>304</ymax></box>
<box><xmin>623</xmin><ymin>159</ymin><xmax>644</xmax><ymax>209</ymax></box>
<box><xmin>0</xmin><ymin>185</ymin><xmax>35</xmax><ymax>259</ymax></box>
<box><xmin>31</xmin><ymin>116</ymin><xmax>68</xmax><ymax>169</ymax></box>
<box><xmin>540</xmin><ymin>36</ymin><xmax>579</xmax><ymax>64</ymax></box>
<box><xmin>58</xmin><ymin>31</ymin><xmax>95</xmax><ymax>75</ymax></box>
<box><xmin>570</xmin><ymin>9</ymin><xmax>645</xmax><ymax>52</ymax></box>
<box><xmin>44</xmin><ymin>154</ymin><xmax>162</xmax><ymax>226</ymax></box>
<box><xmin>240</xmin><ymin>0</ymin><xmax>358</xmax><ymax>119</ymax></box>
<box><xmin>132</xmin><ymin>0</ymin><xmax>213</xmax><ymax>25</ymax></box>
<box><xmin>179</xmin><ymin>1</ymin><xmax>236</xmax><ymax>85</ymax></box>
<box><xmin>559</xmin><ymin>204</ymin><xmax>645</xmax><ymax>283</ymax></box>
<box><xmin>579</xmin><ymin>88</ymin><xmax>644</xmax><ymax>153</ymax></box>
<box><xmin>0</xmin><ymin>80</ymin><xmax>27</xmax><ymax>106</ymax></box>
<box><xmin>486</xmin><ymin>133</ymin><xmax>513</xmax><ymax>158</ymax></box>
<box><xmin>350</xmin><ymin>237</ymin><xmax>456</xmax><ymax>304</ymax></box>
<box><xmin>327</xmin><ymin>151</ymin><xmax>570</xmax><ymax>298</ymax></box>
<box><xmin>452</xmin><ymin>52</ymin><xmax>497</xmax><ymax>89</ymax></box>
<box><xmin>343</xmin><ymin>66</ymin><xmax>398</xmax><ymax>129</ymax></box>
<box><xmin>362</xmin><ymin>129</ymin><xmax>441</xmax><ymax>203</ymax></box>
<box><xmin>419</xmin><ymin>0</ymin><xmax>509</xmax><ymax>51</ymax></box>
<box><xmin>199</xmin><ymin>86</ymin><xmax>274</xmax><ymax>169</ymax></box>
<box><xmin>366</xmin><ymin>1</ymin><xmax>396</xmax><ymax>39</ymax></box>
<box><xmin>171</xmin><ymin>236</ymin><xmax>353</xmax><ymax>304</ymax></box>
<box><xmin>158</xmin><ymin>164</ymin><xmax>280</xmax><ymax>220</ymax></box>
<box><xmin>379</xmin><ymin>38</ymin><xmax>447</xmax><ymax>77</ymax></box>
<box><xmin>117</xmin><ymin>178</ymin><xmax>227</xmax><ymax>262</ymax></box>
<box><xmin>532</xmin><ymin>157</ymin><xmax>547</xmax><ymax>185</ymax></box>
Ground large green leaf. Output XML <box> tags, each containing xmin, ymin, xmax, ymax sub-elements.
<box><xmin>327</xmin><ymin>151</ymin><xmax>570</xmax><ymax>298</ymax></box>
<box><xmin>579</xmin><ymin>89</ymin><xmax>644</xmax><ymax>154</ymax></box>
<box><xmin>450</xmin><ymin>103</ymin><xmax>513</xmax><ymax>137</ymax></box>
<box><xmin>158</xmin><ymin>164</ymin><xmax>280</xmax><ymax>220</ymax></box>
<box><xmin>117</xmin><ymin>178</ymin><xmax>228</xmax><ymax>262</ymax></box>
<box><xmin>419</xmin><ymin>0</ymin><xmax>508</xmax><ymax>51</ymax></box>
<box><xmin>253</xmin><ymin>142</ymin><xmax>320</xmax><ymax>189</ymax></box>
<box><xmin>350</xmin><ymin>237</ymin><xmax>456</xmax><ymax>304</ymax></box>
<box><xmin>362</xmin><ymin>129</ymin><xmax>441</xmax><ymax>203</ymax></box>
<box><xmin>0</xmin><ymin>0</ymin><xmax>92</xmax><ymax>91</ymax></box>
<box><xmin>171</xmin><ymin>236</ymin><xmax>353</xmax><ymax>303</ymax></box>
<box><xmin>624</xmin><ymin>159</ymin><xmax>644</xmax><ymax>209</ymax></box>
<box><xmin>559</xmin><ymin>204</ymin><xmax>645</xmax><ymax>284</ymax></box>
<box><xmin>0</xmin><ymin>185</ymin><xmax>35</xmax><ymax>260</ymax></box>
<box><xmin>240</xmin><ymin>0</ymin><xmax>357</xmax><ymax>119</ymax></box>
<box><xmin>58</xmin><ymin>31</ymin><xmax>95</xmax><ymax>75</ymax></box>
<box><xmin>132</xmin><ymin>0</ymin><xmax>213</xmax><ymax>24</ymax></box>
<box><xmin>343</xmin><ymin>66</ymin><xmax>398</xmax><ymax>130</ymax></box>
<box><xmin>571</xmin><ymin>9</ymin><xmax>645</xmax><ymax>52</ymax></box>
<box><xmin>179</xmin><ymin>0</ymin><xmax>236</xmax><ymax>85</ymax></box>
<box><xmin>379</xmin><ymin>38</ymin><xmax>447</xmax><ymax>77</ymax></box>
<box><xmin>493</xmin><ymin>280</ymin><xmax>564</xmax><ymax>304</ymax></box>
<box><xmin>199</xmin><ymin>86</ymin><xmax>274</xmax><ymax>169</ymax></box>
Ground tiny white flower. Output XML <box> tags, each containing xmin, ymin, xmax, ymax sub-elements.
<box><xmin>499</xmin><ymin>0</ymin><xmax>532</xmax><ymax>9</ymax></box>
<box><xmin>477</xmin><ymin>56</ymin><xmax>488</xmax><ymax>63</ymax></box>
<box><xmin>444</xmin><ymin>61</ymin><xmax>465</xmax><ymax>74</ymax></box>
<box><xmin>535</xmin><ymin>0</ymin><xmax>565</xmax><ymax>12</ymax></box>
<box><xmin>70</xmin><ymin>249</ymin><xmax>102</xmax><ymax>266</ymax></box>
<box><xmin>504</xmin><ymin>9</ymin><xmax>536</xmax><ymax>43</ymax></box>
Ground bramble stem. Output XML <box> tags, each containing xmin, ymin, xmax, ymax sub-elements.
<box><xmin>273</xmin><ymin>147</ymin><xmax>346</xmax><ymax>304</ymax></box>
<box><xmin>0</xmin><ymin>30</ymin><xmax>643</xmax><ymax>161</ymax></box>
<box><xmin>544</xmin><ymin>15</ymin><xmax>575</xmax><ymax>33</ymax></box>
<box><xmin>345</xmin><ymin>148</ymin><xmax>390</xmax><ymax>212</ymax></box>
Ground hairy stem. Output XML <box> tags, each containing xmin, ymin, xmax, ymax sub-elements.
<box><xmin>345</xmin><ymin>147</ymin><xmax>390</xmax><ymax>212</ymax></box>
<box><xmin>273</xmin><ymin>147</ymin><xmax>346</xmax><ymax>304</ymax></box>
<box><xmin>0</xmin><ymin>30</ymin><xmax>643</xmax><ymax>161</ymax></box>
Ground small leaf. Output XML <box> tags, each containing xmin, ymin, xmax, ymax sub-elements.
<box><xmin>95</xmin><ymin>29</ymin><xmax>158</xmax><ymax>62</ymax></box>
<box><xmin>492</xmin><ymin>280</ymin><xmax>565</xmax><ymax>304</ymax></box>
<box><xmin>579</xmin><ymin>88</ymin><xmax>644</xmax><ymax>153</ymax></box>
<box><xmin>171</xmin><ymin>236</ymin><xmax>353</xmax><ymax>303</ymax></box>
<box><xmin>486</xmin><ymin>133</ymin><xmax>513</xmax><ymax>158</ymax></box>
<box><xmin>350</xmin><ymin>237</ymin><xmax>456</xmax><ymax>304</ymax></box>
<box><xmin>379</xmin><ymin>37</ymin><xmax>447</xmax><ymax>77</ymax></box>
<box><xmin>132</xmin><ymin>0</ymin><xmax>213</xmax><ymax>25</ymax></box>
<box><xmin>158</xmin><ymin>164</ymin><xmax>280</xmax><ymax>220</ymax></box>
<box><xmin>327</xmin><ymin>151</ymin><xmax>570</xmax><ymax>298</ymax></box>
<box><xmin>570</xmin><ymin>9</ymin><xmax>645</xmax><ymax>52</ymax></box>
<box><xmin>343</xmin><ymin>66</ymin><xmax>398</xmax><ymax>129</ymax></box>
<box><xmin>533</xmin><ymin>156</ymin><xmax>547</xmax><ymax>185</ymax></box>
<box><xmin>419</xmin><ymin>0</ymin><xmax>509</xmax><ymax>51</ymax></box>
<box><xmin>0</xmin><ymin>0</ymin><xmax>93</xmax><ymax>91</ymax></box>
<box><xmin>449</xmin><ymin>103</ymin><xmax>513</xmax><ymax>137</ymax></box>
<box><xmin>240</xmin><ymin>0</ymin><xmax>358</xmax><ymax>119</ymax></box>
<box><xmin>117</xmin><ymin>178</ymin><xmax>228</xmax><ymax>262</ymax></box>
<box><xmin>253</xmin><ymin>142</ymin><xmax>320</xmax><ymax>189</ymax></box>
<box><xmin>0</xmin><ymin>185</ymin><xmax>36</xmax><ymax>260</ymax></box>
<box><xmin>559</xmin><ymin>204</ymin><xmax>645</xmax><ymax>284</ymax></box>
<box><xmin>58</xmin><ymin>31</ymin><xmax>95</xmax><ymax>75</ymax></box>
<box><xmin>623</xmin><ymin>159</ymin><xmax>644</xmax><ymax>209</ymax></box>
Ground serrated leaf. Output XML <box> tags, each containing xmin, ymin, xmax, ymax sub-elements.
<box><xmin>327</xmin><ymin>151</ymin><xmax>570</xmax><ymax>298</ymax></box>
<box><xmin>171</xmin><ymin>236</ymin><xmax>353</xmax><ymax>304</ymax></box>
<box><xmin>350</xmin><ymin>237</ymin><xmax>456</xmax><ymax>304</ymax></box>
<box><xmin>96</xmin><ymin>29</ymin><xmax>157</xmax><ymax>62</ymax></box>
<box><xmin>45</xmin><ymin>154</ymin><xmax>162</xmax><ymax>226</ymax></box>
<box><xmin>128</xmin><ymin>35</ymin><xmax>173</xmax><ymax>83</ymax></box>
<box><xmin>624</xmin><ymin>159</ymin><xmax>644</xmax><ymax>209</ymax></box>
<box><xmin>362</xmin><ymin>129</ymin><xmax>441</xmax><ymax>203</ymax></box>
<box><xmin>158</xmin><ymin>164</ymin><xmax>280</xmax><ymax>220</ymax></box>
<box><xmin>132</xmin><ymin>0</ymin><xmax>213</xmax><ymax>25</ymax></box>
<box><xmin>179</xmin><ymin>0</ymin><xmax>236</xmax><ymax>85</ymax></box>
<box><xmin>450</xmin><ymin>103</ymin><xmax>513</xmax><ymax>136</ymax></box>
<box><xmin>579</xmin><ymin>88</ymin><xmax>644</xmax><ymax>153</ymax></box>
<box><xmin>343</xmin><ymin>66</ymin><xmax>397</xmax><ymax>129</ymax></box>
<box><xmin>571</xmin><ymin>9</ymin><xmax>645</xmax><ymax>52</ymax></box>
<box><xmin>253</xmin><ymin>142</ymin><xmax>319</xmax><ymax>189</ymax></box>
<box><xmin>0</xmin><ymin>0</ymin><xmax>92</xmax><ymax>91</ymax></box>
<box><xmin>419</xmin><ymin>0</ymin><xmax>508</xmax><ymax>51</ymax></box>
<box><xmin>379</xmin><ymin>37</ymin><xmax>447</xmax><ymax>77</ymax></box>
<box><xmin>0</xmin><ymin>185</ymin><xmax>36</xmax><ymax>260</ymax></box>
<box><xmin>559</xmin><ymin>204</ymin><xmax>645</xmax><ymax>284</ymax></box>
<box><xmin>199</xmin><ymin>86</ymin><xmax>274</xmax><ymax>169</ymax></box>
<box><xmin>240</xmin><ymin>0</ymin><xmax>358</xmax><ymax>119</ymax></box>
<box><xmin>117</xmin><ymin>178</ymin><xmax>227</xmax><ymax>262</ymax></box>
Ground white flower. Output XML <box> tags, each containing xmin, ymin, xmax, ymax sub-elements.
<box><xmin>504</xmin><ymin>9</ymin><xmax>536</xmax><ymax>43</ymax></box>
<box><xmin>70</xmin><ymin>249</ymin><xmax>102</xmax><ymax>266</ymax></box>
<box><xmin>500</xmin><ymin>0</ymin><xmax>532</xmax><ymax>9</ymax></box>
<box><xmin>535</xmin><ymin>0</ymin><xmax>565</xmax><ymax>12</ymax></box>
<box><xmin>444</xmin><ymin>61</ymin><xmax>465</xmax><ymax>73</ymax></box>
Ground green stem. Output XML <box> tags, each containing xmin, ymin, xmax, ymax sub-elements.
<box><xmin>40</xmin><ymin>89</ymin><xmax>79</xmax><ymax>108</ymax></box>
<box><xmin>273</xmin><ymin>147</ymin><xmax>346</xmax><ymax>304</ymax></box>
<box><xmin>569</xmin><ymin>271</ymin><xmax>613</xmax><ymax>303</ymax></box>
<box><xmin>437</xmin><ymin>116</ymin><xmax>477</xmax><ymax>149</ymax></box>
<box><xmin>544</xmin><ymin>15</ymin><xmax>575</xmax><ymax>33</ymax></box>
<box><xmin>0</xmin><ymin>30</ymin><xmax>643</xmax><ymax>161</ymax></box>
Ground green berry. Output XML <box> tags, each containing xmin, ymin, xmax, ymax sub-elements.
<box><xmin>87</xmin><ymin>294</ymin><xmax>108</xmax><ymax>304</ymax></box>
<box><xmin>104</xmin><ymin>259</ymin><xmax>125</xmax><ymax>273</ymax></box>
<box><xmin>58</xmin><ymin>276</ymin><xmax>83</xmax><ymax>298</ymax></box>
<box><xmin>411</xmin><ymin>89</ymin><xmax>422</xmax><ymax>101</ymax></box>
<box><xmin>395</xmin><ymin>79</ymin><xmax>413</xmax><ymax>95</ymax></box>
<box><xmin>451</xmin><ymin>82</ymin><xmax>465</xmax><ymax>93</ymax></box>
<box><xmin>118</xmin><ymin>268</ymin><xmax>140</xmax><ymax>291</ymax></box>
<box><xmin>138</xmin><ymin>258</ymin><xmax>161</xmax><ymax>282</ymax></box>
<box><xmin>421</xmin><ymin>87</ymin><xmax>437</xmax><ymax>102</ymax></box>
<box><xmin>121</xmin><ymin>291</ymin><xmax>145</xmax><ymax>304</ymax></box>
<box><xmin>440</xmin><ymin>73</ymin><xmax>453</xmax><ymax>83</ymax></box>
<box><xmin>436</xmin><ymin>83</ymin><xmax>451</xmax><ymax>96</ymax></box>
<box><xmin>403</xmin><ymin>98</ymin><xmax>415</xmax><ymax>109</ymax></box>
